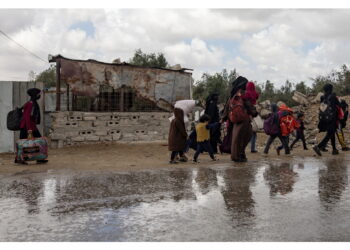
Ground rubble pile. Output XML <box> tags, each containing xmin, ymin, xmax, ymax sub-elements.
<box><xmin>255</xmin><ymin>91</ymin><xmax>350</xmax><ymax>148</ymax></box>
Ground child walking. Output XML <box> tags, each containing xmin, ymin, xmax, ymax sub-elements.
<box><xmin>168</xmin><ymin>108</ymin><xmax>188</xmax><ymax>164</ymax></box>
<box><xmin>290</xmin><ymin>112</ymin><xmax>308</xmax><ymax>150</ymax></box>
<box><xmin>193</xmin><ymin>114</ymin><xmax>219</xmax><ymax>163</ymax></box>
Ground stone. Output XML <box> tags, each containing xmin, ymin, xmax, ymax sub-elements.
<box><xmin>311</xmin><ymin>92</ymin><xmax>323</xmax><ymax>104</ymax></box>
<box><xmin>292</xmin><ymin>91</ymin><xmax>310</xmax><ymax>105</ymax></box>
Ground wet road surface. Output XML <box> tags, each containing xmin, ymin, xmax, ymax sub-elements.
<box><xmin>0</xmin><ymin>156</ymin><xmax>350</xmax><ymax>241</ymax></box>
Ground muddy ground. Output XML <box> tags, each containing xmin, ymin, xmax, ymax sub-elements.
<box><xmin>0</xmin><ymin>133</ymin><xmax>343</xmax><ymax>175</ymax></box>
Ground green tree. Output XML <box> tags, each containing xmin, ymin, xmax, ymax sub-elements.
<box><xmin>35</xmin><ymin>64</ymin><xmax>56</xmax><ymax>88</ymax></box>
<box><xmin>128</xmin><ymin>49</ymin><xmax>169</xmax><ymax>68</ymax></box>
<box><xmin>295</xmin><ymin>81</ymin><xmax>311</xmax><ymax>95</ymax></box>
<box><xmin>192</xmin><ymin>69</ymin><xmax>238</xmax><ymax>104</ymax></box>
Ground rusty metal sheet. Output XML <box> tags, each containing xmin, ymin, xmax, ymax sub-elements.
<box><xmin>58</xmin><ymin>57</ymin><xmax>192</xmax><ymax>110</ymax></box>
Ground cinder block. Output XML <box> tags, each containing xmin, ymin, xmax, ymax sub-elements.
<box><xmin>100</xmin><ymin>135</ymin><xmax>113</xmax><ymax>141</ymax></box>
<box><xmin>79</xmin><ymin>130</ymin><xmax>94</xmax><ymax>136</ymax></box>
<box><xmin>106</xmin><ymin>120</ymin><xmax>120</xmax><ymax>127</ymax></box>
<box><xmin>98</xmin><ymin>115</ymin><xmax>114</xmax><ymax>121</ymax></box>
<box><xmin>78</xmin><ymin>121</ymin><xmax>93</xmax><ymax>127</ymax></box>
<box><xmin>85</xmin><ymin>135</ymin><xmax>100</xmax><ymax>141</ymax></box>
<box><xmin>95</xmin><ymin>130</ymin><xmax>108</xmax><ymax>136</ymax></box>
<box><xmin>108</xmin><ymin>129</ymin><xmax>121</xmax><ymax>135</ymax></box>
<box><xmin>67</xmin><ymin>114</ymin><xmax>83</xmax><ymax>121</ymax></box>
<box><xmin>93</xmin><ymin>120</ymin><xmax>107</xmax><ymax>127</ymax></box>
<box><xmin>50</xmin><ymin>133</ymin><xmax>66</xmax><ymax>140</ymax></box>
<box><xmin>57</xmin><ymin>121</ymin><xmax>79</xmax><ymax>128</ymax></box>
<box><xmin>72</xmin><ymin>136</ymin><xmax>85</xmax><ymax>142</ymax></box>
<box><xmin>83</xmin><ymin>116</ymin><xmax>97</xmax><ymax>121</ymax></box>
<box><xmin>112</xmin><ymin>133</ymin><xmax>121</xmax><ymax>141</ymax></box>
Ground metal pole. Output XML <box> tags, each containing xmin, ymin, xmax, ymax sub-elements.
<box><xmin>56</xmin><ymin>59</ymin><xmax>61</xmax><ymax>111</ymax></box>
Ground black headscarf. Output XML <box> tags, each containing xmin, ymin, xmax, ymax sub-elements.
<box><xmin>323</xmin><ymin>83</ymin><xmax>333</xmax><ymax>97</ymax></box>
<box><xmin>205</xmin><ymin>93</ymin><xmax>219</xmax><ymax>123</ymax></box>
<box><xmin>271</xmin><ymin>103</ymin><xmax>279</xmax><ymax>124</ymax></box>
<box><xmin>27</xmin><ymin>88</ymin><xmax>41</xmax><ymax>124</ymax></box>
<box><xmin>230</xmin><ymin>76</ymin><xmax>248</xmax><ymax>97</ymax></box>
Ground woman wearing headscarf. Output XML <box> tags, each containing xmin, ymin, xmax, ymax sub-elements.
<box><xmin>227</xmin><ymin>76</ymin><xmax>255</xmax><ymax>162</ymax></box>
<box><xmin>15</xmin><ymin>88</ymin><xmax>48</xmax><ymax>164</ymax></box>
<box><xmin>20</xmin><ymin>88</ymin><xmax>42</xmax><ymax>138</ymax></box>
<box><xmin>313</xmin><ymin>83</ymin><xmax>341</xmax><ymax>156</ymax></box>
<box><xmin>242</xmin><ymin>81</ymin><xmax>260</xmax><ymax>153</ymax></box>
<box><xmin>168</xmin><ymin>108</ymin><xmax>188</xmax><ymax>164</ymax></box>
<box><xmin>204</xmin><ymin>93</ymin><xmax>221</xmax><ymax>154</ymax></box>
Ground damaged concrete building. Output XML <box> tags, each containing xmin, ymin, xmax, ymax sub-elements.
<box><xmin>48</xmin><ymin>55</ymin><xmax>193</xmax><ymax>148</ymax></box>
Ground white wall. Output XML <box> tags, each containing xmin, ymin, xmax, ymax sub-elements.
<box><xmin>0</xmin><ymin>82</ymin><xmax>14</xmax><ymax>152</ymax></box>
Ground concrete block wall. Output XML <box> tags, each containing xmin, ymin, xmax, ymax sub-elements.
<box><xmin>49</xmin><ymin>111</ymin><xmax>173</xmax><ymax>148</ymax></box>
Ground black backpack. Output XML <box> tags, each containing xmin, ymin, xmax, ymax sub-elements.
<box><xmin>319</xmin><ymin>95</ymin><xmax>336</xmax><ymax>124</ymax></box>
<box><xmin>7</xmin><ymin>107</ymin><xmax>23</xmax><ymax>131</ymax></box>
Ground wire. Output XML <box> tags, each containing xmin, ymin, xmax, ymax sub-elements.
<box><xmin>0</xmin><ymin>29</ymin><xmax>48</xmax><ymax>64</ymax></box>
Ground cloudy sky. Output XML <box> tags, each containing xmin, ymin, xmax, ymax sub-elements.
<box><xmin>1</xmin><ymin>8</ymin><xmax>350</xmax><ymax>87</ymax></box>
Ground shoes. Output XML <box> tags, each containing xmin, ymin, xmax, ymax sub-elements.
<box><xmin>211</xmin><ymin>157</ymin><xmax>218</xmax><ymax>161</ymax></box>
<box><xmin>313</xmin><ymin>146</ymin><xmax>322</xmax><ymax>156</ymax></box>
<box><xmin>332</xmin><ymin>149</ymin><xmax>339</xmax><ymax>155</ymax></box>
<box><xmin>192</xmin><ymin>159</ymin><xmax>200</xmax><ymax>164</ymax></box>
<box><xmin>276</xmin><ymin>148</ymin><xmax>281</xmax><ymax>156</ymax></box>
<box><xmin>251</xmin><ymin>150</ymin><xmax>258</xmax><ymax>153</ymax></box>
<box><xmin>232</xmin><ymin>158</ymin><xmax>247</xmax><ymax>162</ymax></box>
<box><xmin>304</xmin><ymin>148</ymin><xmax>309</xmax><ymax>150</ymax></box>
<box><xmin>37</xmin><ymin>160</ymin><xmax>48</xmax><ymax>164</ymax></box>
<box><xmin>14</xmin><ymin>159</ymin><xmax>28</xmax><ymax>165</ymax></box>
<box><xmin>169</xmin><ymin>160</ymin><xmax>178</xmax><ymax>164</ymax></box>
<box><xmin>179</xmin><ymin>156</ymin><xmax>188</xmax><ymax>162</ymax></box>
<box><xmin>320</xmin><ymin>147</ymin><xmax>328</xmax><ymax>152</ymax></box>
<box><xmin>342</xmin><ymin>147</ymin><xmax>350</xmax><ymax>151</ymax></box>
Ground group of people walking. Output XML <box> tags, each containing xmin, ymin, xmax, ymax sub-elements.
<box><xmin>168</xmin><ymin>77</ymin><xmax>350</xmax><ymax>163</ymax></box>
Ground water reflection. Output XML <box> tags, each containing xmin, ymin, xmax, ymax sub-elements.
<box><xmin>5</xmin><ymin>177</ymin><xmax>44</xmax><ymax>214</ymax></box>
<box><xmin>195</xmin><ymin>168</ymin><xmax>218</xmax><ymax>195</ymax></box>
<box><xmin>318</xmin><ymin>159</ymin><xmax>348</xmax><ymax>210</ymax></box>
<box><xmin>263</xmin><ymin>162</ymin><xmax>298</xmax><ymax>196</ymax></box>
<box><xmin>221</xmin><ymin>167</ymin><xmax>257</xmax><ymax>221</ymax></box>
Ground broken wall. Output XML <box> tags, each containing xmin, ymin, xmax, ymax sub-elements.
<box><xmin>58</xmin><ymin>57</ymin><xmax>193</xmax><ymax>111</ymax></box>
<box><xmin>49</xmin><ymin>111</ymin><xmax>172</xmax><ymax>148</ymax></box>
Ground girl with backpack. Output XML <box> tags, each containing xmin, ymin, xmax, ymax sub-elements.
<box><xmin>275</xmin><ymin>104</ymin><xmax>299</xmax><ymax>155</ymax></box>
<box><xmin>263</xmin><ymin>103</ymin><xmax>291</xmax><ymax>155</ymax></box>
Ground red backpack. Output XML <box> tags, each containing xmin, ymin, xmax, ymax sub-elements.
<box><xmin>279</xmin><ymin>114</ymin><xmax>299</xmax><ymax>136</ymax></box>
<box><xmin>229</xmin><ymin>97</ymin><xmax>249</xmax><ymax>124</ymax></box>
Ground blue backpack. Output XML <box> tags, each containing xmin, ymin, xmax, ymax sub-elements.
<box><xmin>263</xmin><ymin>113</ymin><xmax>280</xmax><ymax>135</ymax></box>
